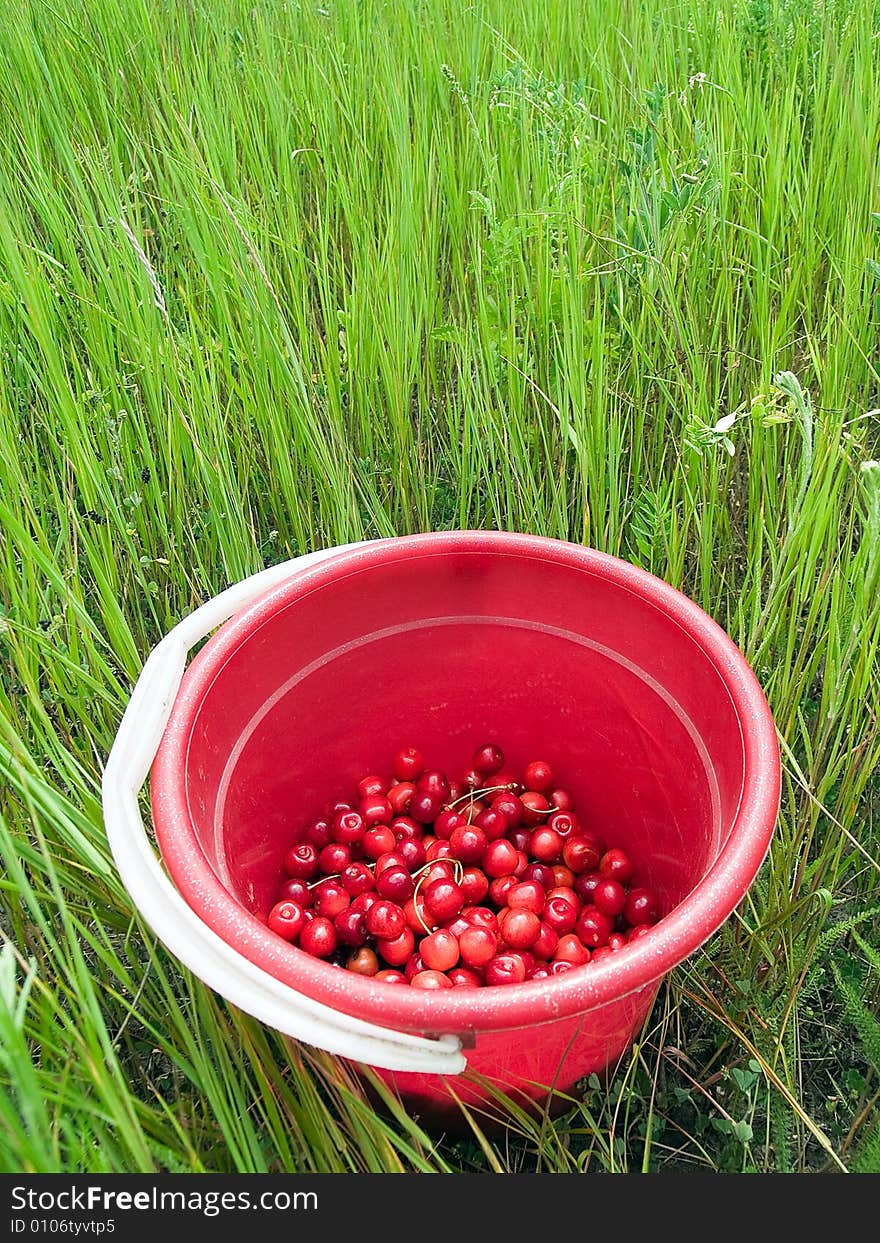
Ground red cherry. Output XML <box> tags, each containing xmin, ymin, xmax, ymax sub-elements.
<box><xmin>513</xmin><ymin>849</ymin><xmax>529</xmax><ymax>877</ymax></box>
<box><xmin>305</xmin><ymin>818</ymin><xmax>331</xmax><ymax>848</ymax></box>
<box><xmin>528</xmin><ymin>827</ymin><xmax>563</xmax><ymax>863</ymax></box>
<box><xmin>624</xmin><ymin>887</ymin><xmax>661</xmax><ymax>926</ymax></box>
<box><xmin>423</xmin><ymin>878</ymin><xmax>464</xmax><ymax>923</ymax></box>
<box><xmin>421</xmin><ymin>860</ymin><xmax>455</xmax><ymax>885</ymax></box>
<box><xmin>377</xmin><ymin>925</ymin><xmax>415</xmax><ymax>966</ymax></box>
<box><xmin>318</xmin><ymin>842</ymin><xmax>351</xmax><ymax>875</ymax></box>
<box><xmin>391</xmin><ymin>815</ymin><xmax>421</xmax><ymax>841</ymax></box>
<box><xmin>520</xmin><ymin>792</ymin><xmax>551</xmax><ymax>825</ymax></box>
<box><xmin>459</xmin><ymin>925</ymin><xmax>498</xmax><ymax>969</ymax></box>
<box><xmin>325</xmin><ymin>800</ymin><xmax>354</xmax><ymax>818</ymax></box>
<box><xmin>350</xmin><ymin>891</ymin><xmax>378</xmax><ymax>915</ymax></box>
<box><xmin>397</xmin><ymin>837</ymin><xmax>427</xmax><ymax>871</ymax></box>
<box><xmin>508</xmin><ymin>827</ymin><xmax>531</xmax><ymax>853</ymax></box>
<box><xmin>334</xmin><ymin>907</ymin><xmax>368</xmax><ymax>947</ymax></box>
<box><xmin>411</xmin><ymin>970</ymin><xmax>453</xmax><ymax>990</ymax></box>
<box><xmin>564</xmin><ymin>835</ymin><xmax>604</xmax><ymax>874</ymax></box>
<box><xmin>365</xmin><ymin>900</ymin><xmax>406</xmax><ymax>940</ymax></box>
<box><xmin>460</xmin><ymin>866</ymin><xmax>490</xmax><ymax>905</ymax></box>
<box><xmin>590</xmin><ymin>946</ymin><xmax>614</xmax><ymax>964</ymax></box>
<box><xmin>484</xmin><ymin>953</ymin><xmax>526</xmax><ymax>986</ymax></box>
<box><xmin>393</xmin><ymin>746</ymin><xmax>425</xmax><ymax>782</ymax></box>
<box><xmin>403</xmin><ymin>895</ymin><xmax>431</xmax><ymax>934</ymax></box>
<box><xmin>550</xmin><ymin>787</ymin><xmax>574</xmax><ymax>812</ymax></box>
<box><xmin>267</xmin><ymin>900</ymin><xmax>306</xmax><ymax>942</ymax></box>
<box><xmin>299</xmin><ymin>916</ymin><xmax>337</xmax><ymax>958</ymax></box>
<box><xmin>484</xmin><ymin>838</ymin><xmax>519</xmax><ymax>877</ymax></box>
<box><xmin>446</xmin><ymin>914</ymin><xmax>472</xmax><ymax>939</ymax></box>
<box><xmin>575</xmin><ymin>905</ymin><xmax>614</xmax><ymax>948</ymax></box>
<box><xmin>425</xmin><ymin>838</ymin><xmax>454</xmax><ymax>861</ymax></box>
<box><xmin>357</xmin><ymin>775</ymin><xmax>385</xmax><ymax>801</ymax></box>
<box><xmin>574</xmin><ymin>871</ymin><xmax>603</xmax><ymax>903</ymax></box>
<box><xmin>421</xmin><ymin>929</ymin><xmax>460</xmax><ymax>972</ymax></box>
<box><xmin>283</xmin><ymin>842</ymin><xmax>318</xmax><ymax>880</ymax></box>
<box><xmin>474</xmin><ymin>808</ymin><xmax>508</xmax><ymax>841</ymax></box>
<box><xmin>404</xmin><ymin>953</ymin><xmax>426</xmax><ymax>980</ymax></box>
<box><xmin>375</xmin><ymin>969</ymin><xmax>408</xmax><ymax>984</ymax></box>
<box><xmin>553</xmin><ymin>934</ymin><xmax>590</xmax><ymax>966</ymax></box>
<box><xmin>277</xmin><ymin>878</ymin><xmax>313</xmax><ymax>907</ymax></box>
<box><xmin>449</xmin><ymin>824</ymin><xmax>487</xmax><ymax>864</ymax></box>
<box><xmin>463</xmin><ymin>767</ymin><xmax>483</xmax><ymax>790</ymax></box>
<box><xmin>490</xmin><ymin>792</ymin><xmax>524</xmax><ymax>828</ymax></box>
<box><xmin>545</xmin><ymin>885</ymin><xmax>579</xmax><ymax>907</ymax></box>
<box><xmin>409</xmin><ymin>789</ymin><xmax>442</xmax><ymax>823</ymax></box>
<box><xmin>313</xmin><ymin>879</ymin><xmax>350</xmax><ymax>921</ymax></box>
<box><xmin>532</xmin><ymin>921</ymin><xmax>559</xmax><ymax>960</ymax></box>
<box><xmin>531</xmin><ymin>967</ymin><xmax>551</xmax><ymax>980</ymax></box>
<box><xmin>472</xmin><ymin>742</ymin><xmax>504</xmax><ymax>776</ymax></box>
<box><xmin>359</xmin><ymin>795</ymin><xmax>393</xmax><ymax>827</ymax></box>
<box><xmin>593</xmin><ymin>878</ymin><xmax>627</xmax><ymax>918</ymax></box>
<box><xmin>499</xmin><ymin>908</ymin><xmax>541</xmax><ymax>950</ymax></box>
<box><xmin>547</xmin><ymin>811</ymin><xmax>579</xmax><ymax>839</ymax></box>
<box><xmin>460</xmin><ymin>799</ymin><xmax>488</xmax><ymax>825</ymax></box>
<box><xmin>434</xmin><ymin>809</ymin><xmax>466</xmax><ymax>840</ymax></box>
<box><xmin>628</xmin><ymin>924</ymin><xmax>653</xmax><ymax>943</ymax></box>
<box><xmin>521</xmin><ymin>863</ymin><xmax>556</xmax><ymax>890</ymax></box>
<box><xmin>488</xmin><ymin>874</ymin><xmax>517</xmax><ymax>907</ymax></box>
<box><xmin>387</xmin><ymin>782</ymin><xmax>415</xmax><ymax>815</ymax></box>
<box><xmin>340</xmin><ymin>862</ymin><xmax>375</xmax><ymax>898</ymax></box>
<box><xmin>416</xmin><ymin>770</ymin><xmax>451</xmax><ymax>802</ymax></box>
<box><xmin>374</xmin><ymin>850</ymin><xmax>407</xmax><ymax>876</ymax></box>
<box><xmin>506</xmin><ymin>880</ymin><xmax>545</xmax><ymax>915</ymax></box>
<box><xmin>463</xmin><ymin>906</ymin><xmax>498</xmax><ymax>934</ymax></box>
<box><xmin>375</xmin><ymin>864</ymin><xmax>415</xmax><ymax>904</ymax></box>
<box><xmin>599</xmin><ymin>848</ymin><xmax>636</xmax><ymax>884</ymax></box>
<box><xmin>492</xmin><ymin>770</ymin><xmax>521</xmax><ymax>793</ymax></box>
<box><xmin>542</xmin><ymin>896</ymin><xmax>579</xmax><ymax>936</ymax></box>
<box><xmin>362</xmin><ymin>825</ymin><xmax>396</xmax><ymax>860</ymax></box>
<box><xmin>448</xmin><ymin>966</ymin><xmax>481</xmax><ymax>987</ymax></box>
<box><xmin>523</xmin><ymin>760</ymin><xmax>553</xmax><ymax>792</ymax></box>
<box><xmin>607</xmin><ymin>932</ymin><xmax>627</xmax><ymax>951</ymax></box>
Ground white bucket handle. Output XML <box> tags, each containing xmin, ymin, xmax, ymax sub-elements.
<box><xmin>101</xmin><ymin>545</ymin><xmax>465</xmax><ymax>1075</ymax></box>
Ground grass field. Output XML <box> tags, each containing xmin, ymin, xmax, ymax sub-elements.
<box><xmin>1</xmin><ymin>0</ymin><xmax>879</xmax><ymax>1173</ymax></box>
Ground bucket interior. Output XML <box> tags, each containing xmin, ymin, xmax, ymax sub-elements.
<box><xmin>174</xmin><ymin>546</ymin><xmax>745</xmax><ymax>923</ymax></box>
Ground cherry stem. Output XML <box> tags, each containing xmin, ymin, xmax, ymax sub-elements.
<box><xmin>447</xmin><ymin>783</ymin><xmax>517</xmax><ymax>809</ymax></box>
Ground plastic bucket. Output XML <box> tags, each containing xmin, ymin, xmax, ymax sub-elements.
<box><xmin>102</xmin><ymin>531</ymin><xmax>780</xmax><ymax>1119</ymax></box>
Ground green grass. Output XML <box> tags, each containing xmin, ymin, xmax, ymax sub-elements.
<box><xmin>1</xmin><ymin>0</ymin><xmax>879</xmax><ymax>1172</ymax></box>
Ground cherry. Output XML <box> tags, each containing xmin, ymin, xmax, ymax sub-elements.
<box><xmin>574</xmin><ymin>872</ymin><xmax>603</xmax><ymax>903</ymax></box>
<box><xmin>506</xmin><ymin>880</ymin><xmax>545</xmax><ymax>915</ymax></box>
<box><xmin>628</xmin><ymin>924</ymin><xmax>653</xmax><ymax>943</ymax></box>
<box><xmin>423</xmin><ymin>877</ymin><xmax>464</xmax><ymax>923</ymax></box>
<box><xmin>448</xmin><ymin>966</ymin><xmax>482</xmax><ymax>987</ymax></box>
<box><xmin>421</xmin><ymin>929</ymin><xmax>460</xmax><ymax>972</ymax></box>
<box><xmin>397</xmin><ymin>838</ymin><xmax>426</xmax><ymax>871</ymax></box>
<box><xmin>340</xmin><ymin>862</ymin><xmax>375</xmax><ymax>898</ymax></box>
<box><xmin>375</xmin><ymin>864</ymin><xmax>415</xmax><ymax>904</ymax></box>
<box><xmin>607</xmin><ymin>932</ymin><xmax>627</xmax><ymax>952</ymax></box>
<box><xmin>393</xmin><ymin>746</ymin><xmax>425</xmax><ymax>782</ymax></box>
<box><xmin>404</xmin><ymin>953</ymin><xmax>426</xmax><ymax>980</ymax></box>
<box><xmin>459</xmin><ymin>925</ymin><xmax>498</xmax><ymax>969</ymax></box>
<box><xmin>277</xmin><ymin>878</ymin><xmax>313</xmax><ymax>906</ymax></box>
<box><xmin>449</xmin><ymin>823</ymin><xmax>487</xmax><ymax>864</ymax></box>
<box><xmin>362</xmin><ymin>825</ymin><xmax>396</xmax><ymax>860</ymax></box>
<box><xmin>350</xmin><ymin>891</ymin><xmax>378</xmax><ymax>915</ymax></box>
<box><xmin>491</xmin><ymin>792</ymin><xmax>524</xmax><ymax>828</ymax></box>
<box><xmin>416</xmin><ymin>770</ymin><xmax>451</xmax><ymax>802</ymax></box>
<box><xmin>305</xmin><ymin>818</ymin><xmax>332</xmax><ymax>849</ymax></box>
<box><xmin>460</xmin><ymin>866</ymin><xmax>490</xmax><ymax>905</ymax></box>
<box><xmin>528</xmin><ymin>827</ymin><xmax>563</xmax><ymax>864</ymax></box>
<box><xmin>460</xmin><ymin>799</ymin><xmax>488</xmax><ymax>824</ymax></box>
<box><xmin>472</xmin><ymin>742</ymin><xmax>504</xmax><ymax>776</ymax></box>
<box><xmin>532</xmin><ymin>921</ymin><xmax>559</xmax><ymax>961</ymax></box>
<box><xmin>421</xmin><ymin>860</ymin><xmax>455</xmax><ymax>886</ymax></box>
<box><xmin>359</xmin><ymin>795</ymin><xmax>393</xmax><ymax>827</ymax></box>
<box><xmin>283</xmin><ymin>842</ymin><xmax>319</xmax><ymax>880</ymax></box>
<box><xmin>590</xmin><ymin>946</ymin><xmax>614</xmax><ymax>964</ymax></box>
<box><xmin>365</xmin><ymin>900</ymin><xmax>406</xmax><ymax>941</ymax></box>
<box><xmin>523</xmin><ymin>760</ymin><xmax>553</xmax><ymax>792</ymax></box>
<box><xmin>552</xmin><ymin>865</ymin><xmax>576</xmax><ymax>889</ymax></box>
<box><xmin>553</xmin><ymin>935</ymin><xmax>590</xmax><ymax>966</ymax></box>
<box><xmin>513</xmin><ymin>849</ymin><xmax>529</xmax><ymax>877</ymax></box>
<box><xmin>403</xmin><ymin>895</ymin><xmax>431</xmax><ymax>934</ymax></box>
<box><xmin>599</xmin><ymin>848</ymin><xmax>635</xmax><ymax>884</ymax></box>
<box><xmin>493</xmin><ymin>770</ymin><xmax>521</xmax><ymax>793</ymax></box>
<box><xmin>374</xmin><ymin>851</ymin><xmax>407</xmax><ymax>876</ymax></box>
<box><xmin>463</xmin><ymin>767</ymin><xmax>483</xmax><ymax>790</ymax></box>
<box><xmin>543</xmin><ymin>896</ymin><xmax>579</xmax><ymax>936</ymax></box>
<box><xmin>508</xmin><ymin>827</ymin><xmax>531</xmax><ymax>853</ymax></box>
<box><xmin>488</xmin><ymin>874</ymin><xmax>517</xmax><ymax>907</ymax></box>
<box><xmin>375</xmin><ymin>969</ymin><xmax>408</xmax><ymax>984</ymax></box>
<box><xmin>624</xmin><ymin>887</ymin><xmax>661</xmax><ymax>926</ymax></box>
<box><xmin>520</xmin><ymin>792</ymin><xmax>551</xmax><ymax>825</ymax></box>
<box><xmin>391</xmin><ymin>815</ymin><xmax>421</xmax><ymax>841</ymax></box>
<box><xmin>549</xmin><ymin>787</ymin><xmax>573</xmax><ymax>812</ymax></box>
<box><xmin>387</xmin><ymin>782</ymin><xmax>415</xmax><ymax>815</ymax></box>
<box><xmin>409</xmin><ymin>789</ymin><xmax>442</xmax><ymax>823</ymax></box>
<box><xmin>464</xmin><ymin>906</ymin><xmax>499</xmax><ymax>934</ymax></box>
<box><xmin>484</xmin><ymin>953</ymin><xmax>527</xmax><ymax>986</ymax></box>
<box><xmin>299</xmin><ymin>917</ymin><xmax>337</xmax><ymax>958</ymax></box>
<box><xmin>592</xmin><ymin>878</ymin><xmax>627</xmax><ymax>918</ymax></box>
<box><xmin>267</xmin><ymin>900</ymin><xmax>306</xmax><ymax>942</ymax></box>
<box><xmin>575</xmin><ymin>906</ymin><xmax>614</xmax><ymax>948</ymax></box>
<box><xmin>326</xmin><ymin>800</ymin><xmax>354</xmax><ymax>818</ymax></box>
<box><xmin>549</xmin><ymin>959</ymin><xmax>575</xmax><ymax>975</ymax></box>
<box><xmin>377</xmin><ymin>925</ymin><xmax>415</xmax><ymax>966</ymax></box>
<box><xmin>547</xmin><ymin>811</ymin><xmax>578</xmax><ymax>839</ymax></box>
<box><xmin>411</xmin><ymin>970</ymin><xmax>453</xmax><ymax>989</ymax></box>
<box><xmin>531</xmin><ymin>967</ymin><xmax>551</xmax><ymax>980</ymax></box>
<box><xmin>313</xmin><ymin>879</ymin><xmax>350</xmax><ymax>921</ymax></box>
<box><xmin>425</xmin><ymin>838</ymin><xmax>454</xmax><ymax>861</ymax></box>
<box><xmin>474</xmin><ymin>808</ymin><xmax>508</xmax><ymax>841</ymax></box>
<box><xmin>545</xmin><ymin>885</ymin><xmax>578</xmax><ymax>908</ymax></box>
<box><xmin>334</xmin><ymin>907</ymin><xmax>368</xmax><ymax>947</ymax></box>
<box><xmin>484</xmin><ymin>838</ymin><xmax>519</xmax><ymax>878</ymax></box>
<box><xmin>564</xmin><ymin>835</ymin><xmax>604</xmax><ymax>874</ymax></box>
<box><xmin>446</xmin><ymin>914</ymin><xmax>472</xmax><ymax>939</ymax></box>
<box><xmin>318</xmin><ymin>842</ymin><xmax>352</xmax><ymax>875</ymax></box>
<box><xmin>521</xmin><ymin>863</ymin><xmax>556</xmax><ymax>889</ymax></box>
<box><xmin>347</xmin><ymin>947</ymin><xmax>379</xmax><ymax>976</ymax></box>
<box><xmin>499</xmin><ymin>908</ymin><xmax>541</xmax><ymax>949</ymax></box>
<box><xmin>434</xmin><ymin>809</ymin><xmax>466</xmax><ymax>840</ymax></box>
<box><xmin>357</xmin><ymin>775</ymin><xmax>385</xmax><ymax>801</ymax></box>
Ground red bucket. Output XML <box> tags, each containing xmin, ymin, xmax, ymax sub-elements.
<box><xmin>147</xmin><ymin>532</ymin><xmax>780</xmax><ymax>1117</ymax></box>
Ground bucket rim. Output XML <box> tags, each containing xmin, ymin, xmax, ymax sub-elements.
<box><xmin>150</xmin><ymin>531</ymin><xmax>781</xmax><ymax>1033</ymax></box>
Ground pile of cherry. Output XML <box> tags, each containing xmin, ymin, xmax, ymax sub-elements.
<box><xmin>267</xmin><ymin>743</ymin><xmax>662</xmax><ymax>989</ymax></box>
